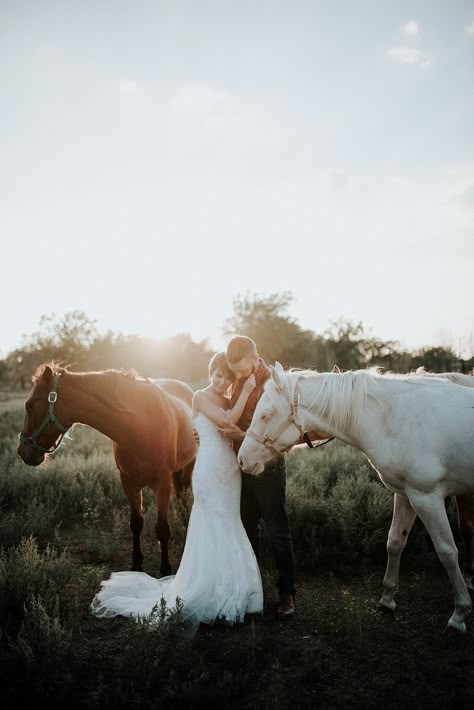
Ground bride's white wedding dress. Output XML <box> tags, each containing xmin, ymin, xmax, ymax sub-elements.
<box><xmin>90</xmin><ymin>412</ymin><xmax>263</xmax><ymax>627</ymax></box>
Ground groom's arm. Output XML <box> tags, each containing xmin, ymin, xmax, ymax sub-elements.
<box><xmin>218</xmin><ymin>423</ymin><xmax>245</xmax><ymax>441</ymax></box>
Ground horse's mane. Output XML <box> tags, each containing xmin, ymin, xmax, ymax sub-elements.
<box><xmin>413</xmin><ymin>366</ymin><xmax>474</xmax><ymax>386</ymax></box>
<box><xmin>34</xmin><ymin>361</ymin><xmax>148</xmax><ymax>412</ymax></box>
<box><xmin>265</xmin><ymin>366</ymin><xmax>453</xmax><ymax>434</ymax></box>
<box><xmin>34</xmin><ymin>361</ymin><xmax>141</xmax><ymax>380</ymax></box>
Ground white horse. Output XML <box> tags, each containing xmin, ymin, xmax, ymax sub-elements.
<box><xmin>238</xmin><ymin>364</ymin><xmax>474</xmax><ymax>632</ymax></box>
<box><xmin>297</xmin><ymin>367</ymin><xmax>474</xmax><ymax>594</ymax></box>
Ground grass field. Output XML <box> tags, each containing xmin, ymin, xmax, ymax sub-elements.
<box><xmin>1</xmin><ymin>400</ymin><xmax>473</xmax><ymax>709</ymax></box>
<box><xmin>0</xmin><ymin>390</ymin><xmax>28</xmax><ymax>414</ymax></box>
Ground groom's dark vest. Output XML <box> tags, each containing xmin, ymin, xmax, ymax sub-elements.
<box><xmin>229</xmin><ymin>358</ymin><xmax>271</xmax><ymax>453</ymax></box>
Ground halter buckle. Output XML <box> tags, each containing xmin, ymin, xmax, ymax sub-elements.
<box><xmin>48</xmin><ymin>391</ymin><xmax>58</xmax><ymax>403</ymax></box>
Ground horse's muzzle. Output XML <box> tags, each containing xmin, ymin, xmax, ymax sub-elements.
<box><xmin>238</xmin><ymin>456</ymin><xmax>264</xmax><ymax>476</ymax></box>
<box><xmin>17</xmin><ymin>443</ymin><xmax>45</xmax><ymax>466</ymax></box>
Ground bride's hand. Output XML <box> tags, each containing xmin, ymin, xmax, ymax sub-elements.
<box><xmin>242</xmin><ymin>374</ymin><xmax>256</xmax><ymax>394</ymax></box>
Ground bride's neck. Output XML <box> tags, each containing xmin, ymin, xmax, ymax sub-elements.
<box><xmin>205</xmin><ymin>385</ymin><xmax>227</xmax><ymax>407</ymax></box>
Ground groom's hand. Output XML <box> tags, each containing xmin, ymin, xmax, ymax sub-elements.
<box><xmin>218</xmin><ymin>422</ymin><xmax>245</xmax><ymax>441</ymax></box>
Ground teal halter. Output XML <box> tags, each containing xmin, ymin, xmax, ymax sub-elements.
<box><xmin>18</xmin><ymin>374</ymin><xmax>71</xmax><ymax>454</ymax></box>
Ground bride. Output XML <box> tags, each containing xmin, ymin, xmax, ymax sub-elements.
<box><xmin>91</xmin><ymin>352</ymin><xmax>263</xmax><ymax>628</ymax></box>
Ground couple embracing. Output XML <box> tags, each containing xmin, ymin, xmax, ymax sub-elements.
<box><xmin>91</xmin><ymin>336</ymin><xmax>296</xmax><ymax>627</ymax></box>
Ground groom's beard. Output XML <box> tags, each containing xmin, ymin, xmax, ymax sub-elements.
<box><xmin>238</xmin><ymin>367</ymin><xmax>255</xmax><ymax>384</ymax></box>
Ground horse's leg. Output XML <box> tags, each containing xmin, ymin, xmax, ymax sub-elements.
<box><xmin>379</xmin><ymin>493</ymin><xmax>417</xmax><ymax>611</ymax></box>
<box><xmin>172</xmin><ymin>469</ymin><xmax>184</xmax><ymax>498</ymax></box>
<box><xmin>181</xmin><ymin>460</ymin><xmax>194</xmax><ymax>489</ymax></box>
<box><xmin>171</xmin><ymin>462</ymin><xmax>195</xmax><ymax>498</ymax></box>
<box><xmin>121</xmin><ymin>480</ymin><xmax>144</xmax><ymax>571</ymax></box>
<box><xmin>455</xmin><ymin>494</ymin><xmax>474</xmax><ymax>592</ymax></box>
<box><xmin>152</xmin><ymin>475</ymin><xmax>172</xmax><ymax>577</ymax></box>
<box><xmin>409</xmin><ymin>491</ymin><xmax>472</xmax><ymax>632</ymax></box>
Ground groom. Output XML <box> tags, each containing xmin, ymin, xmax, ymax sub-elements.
<box><xmin>219</xmin><ymin>335</ymin><xmax>296</xmax><ymax>617</ymax></box>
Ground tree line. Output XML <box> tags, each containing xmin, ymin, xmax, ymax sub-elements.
<box><xmin>1</xmin><ymin>292</ymin><xmax>471</xmax><ymax>390</ymax></box>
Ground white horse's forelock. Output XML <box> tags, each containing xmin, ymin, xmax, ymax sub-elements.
<box><xmin>263</xmin><ymin>377</ymin><xmax>291</xmax><ymax>417</ymax></box>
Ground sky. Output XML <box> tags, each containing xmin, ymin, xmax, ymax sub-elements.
<box><xmin>1</xmin><ymin>0</ymin><xmax>473</xmax><ymax>359</ymax></box>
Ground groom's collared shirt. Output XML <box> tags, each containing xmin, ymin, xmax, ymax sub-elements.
<box><xmin>229</xmin><ymin>357</ymin><xmax>271</xmax><ymax>453</ymax></box>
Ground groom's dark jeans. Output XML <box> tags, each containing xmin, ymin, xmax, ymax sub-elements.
<box><xmin>240</xmin><ymin>454</ymin><xmax>296</xmax><ymax>597</ymax></box>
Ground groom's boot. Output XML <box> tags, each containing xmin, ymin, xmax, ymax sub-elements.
<box><xmin>277</xmin><ymin>592</ymin><xmax>295</xmax><ymax>618</ymax></box>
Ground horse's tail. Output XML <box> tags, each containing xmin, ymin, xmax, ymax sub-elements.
<box><xmin>171</xmin><ymin>461</ymin><xmax>194</xmax><ymax>497</ymax></box>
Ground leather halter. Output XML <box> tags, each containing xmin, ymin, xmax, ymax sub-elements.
<box><xmin>246</xmin><ymin>389</ymin><xmax>335</xmax><ymax>455</ymax></box>
<box><xmin>246</xmin><ymin>393</ymin><xmax>305</xmax><ymax>455</ymax></box>
<box><xmin>18</xmin><ymin>374</ymin><xmax>71</xmax><ymax>454</ymax></box>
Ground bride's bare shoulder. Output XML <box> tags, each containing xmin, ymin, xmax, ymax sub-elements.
<box><xmin>193</xmin><ymin>389</ymin><xmax>229</xmax><ymax>413</ymax></box>
<box><xmin>193</xmin><ymin>389</ymin><xmax>212</xmax><ymax>405</ymax></box>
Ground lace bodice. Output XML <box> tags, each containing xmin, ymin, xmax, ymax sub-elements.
<box><xmin>191</xmin><ymin>412</ymin><xmax>241</xmax><ymax>513</ymax></box>
<box><xmin>193</xmin><ymin>411</ymin><xmax>235</xmax><ymax>453</ymax></box>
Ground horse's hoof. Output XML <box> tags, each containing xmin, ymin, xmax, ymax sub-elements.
<box><xmin>447</xmin><ymin>618</ymin><xmax>467</xmax><ymax>633</ymax></box>
<box><xmin>378</xmin><ymin>597</ymin><xmax>396</xmax><ymax>613</ymax></box>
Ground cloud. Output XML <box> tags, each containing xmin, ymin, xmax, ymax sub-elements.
<box><xmin>171</xmin><ymin>84</ymin><xmax>228</xmax><ymax>114</ymax></box>
<box><xmin>387</xmin><ymin>47</ymin><xmax>432</xmax><ymax>67</ymax></box>
<box><xmin>453</xmin><ymin>182</ymin><xmax>474</xmax><ymax>213</ymax></box>
<box><xmin>466</xmin><ymin>20</ymin><xmax>474</xmax><ymax>36</ymax></box>
<box><xmin>403</xmin><ymin>21</ymin><xmax>419</xmax><ymax>38</ymax></box>
<box><xmin>115</xmin><ymin>79</ymin><xmax>143</xmax><ymax>97</ymax></box>
<box><xmin>32</xmin><ymin>46</ymin><xmax>61</xmax><ymax>61</ymax></box>
<box><xmin>320</xmin><ymin>169</ymin><xmax>353</xmax><ymax>201</ymax></box>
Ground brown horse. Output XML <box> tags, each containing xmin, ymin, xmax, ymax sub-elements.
<box><xmin>17</xmin><ymin>363</ymin><xmax>197</xmax><ymax>576</ymax></box>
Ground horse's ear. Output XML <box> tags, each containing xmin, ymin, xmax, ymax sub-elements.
<box><xmin>270</xmin><ymin>364</ymin><xmax>282</xmax><ymax>391</ymax></box>
<box><xmin>331</xmin><ymin>364</ymin><xmax>341</xmax><ymax>373</ymax></box>
<box><xmin>41</xmin><ymin>365</ymin><xmax>54</xmax><ymax>387</ymax></box>
<box><xmin>274</xmin><ymin>361</ymin><xmax>284</xmax><ymax>374</ymax></box>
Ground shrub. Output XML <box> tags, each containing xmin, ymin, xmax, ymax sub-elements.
<box><xmin>283</xmin><ymin>442</ymin><xmax>436</xmax><ymax>574</ymax></box>
<box><xmin>0</xmin><ymin>536</ymin><xmax>74</xmax><ymax>636</ymax></box>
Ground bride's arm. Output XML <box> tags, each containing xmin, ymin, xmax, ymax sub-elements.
<box><xmin>192</xmin><ymin>376</ymin><xmax>255</xmax><ymax>428</ymax></box>
<box><xmin>224</xmin><ymin>375</ymin><xmax>256</xmax><ymax>424</ymax></box>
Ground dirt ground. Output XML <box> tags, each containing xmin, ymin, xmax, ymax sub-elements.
<box><xmin>205</xmin><ymin>568</ymin><xmax>473</xmax><ymax>710</ymax></box>
<box><xmin>81</xmin><ymin>555</ymin><xmax>474</xmax><ymax>710</ymax></box>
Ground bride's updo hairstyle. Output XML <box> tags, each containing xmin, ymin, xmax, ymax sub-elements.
<box><xmin>208</xmin><ymin>352</ymin><xmax>236</xmax><ymax>382</ymax></box>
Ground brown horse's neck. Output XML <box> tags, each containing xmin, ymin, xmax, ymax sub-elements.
<box><xmin>58</xmin><ymin>371</ymin><xmax>152</xmax><ymax>446</ymax></box>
